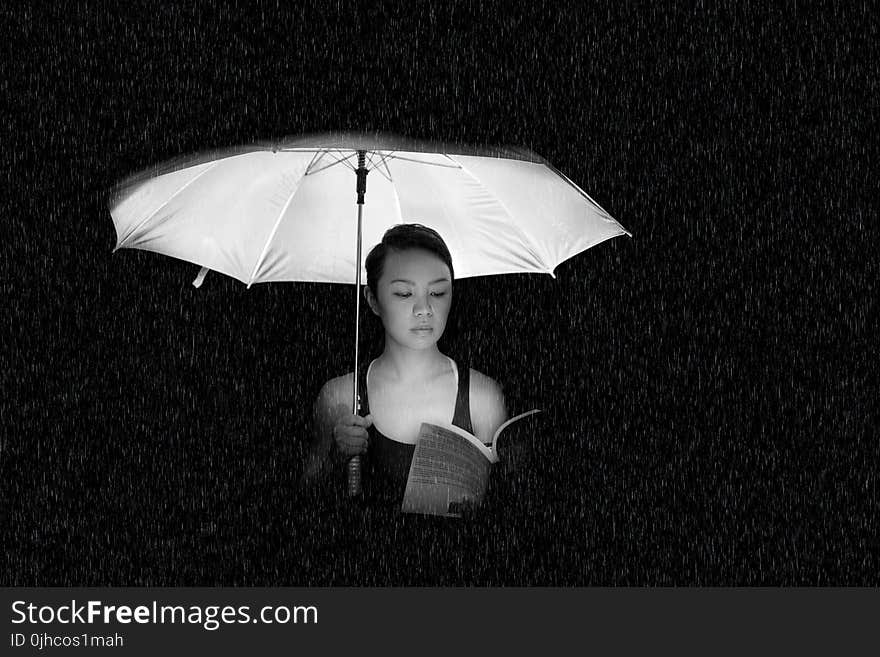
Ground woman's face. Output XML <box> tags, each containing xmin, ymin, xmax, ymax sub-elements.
<box><xmin>367</xmin><ymin>248</ymin><xmax>452</xmax><ymax>351</ymax></box>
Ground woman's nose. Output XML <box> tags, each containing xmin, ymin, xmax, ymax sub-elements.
<box><xmin>413</xmin><ymin>296</ymin><xmax>433</xmax><ymax>316</ymax></box>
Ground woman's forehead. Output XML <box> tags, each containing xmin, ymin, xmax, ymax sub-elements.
<box><xmin>381</xmin><ymin>249</ymin><xmax>451</xmax><ymax>283</ymax></box>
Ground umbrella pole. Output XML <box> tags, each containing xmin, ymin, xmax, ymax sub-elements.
<box><xmin>347</xmin><ymin>151</ymin><xmax>369</xmax><ymax>497</ymax></box>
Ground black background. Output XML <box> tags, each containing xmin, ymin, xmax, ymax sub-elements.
<box><xmin>4</xmin><ymin>1</ymin><xmax>876</xmax><ymax>585</ymax></box>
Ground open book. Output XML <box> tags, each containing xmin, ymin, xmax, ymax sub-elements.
<box><xmin>400</xmin><ymin>409</ymin><xmax>542</xmax><ymax>517</ymax></box>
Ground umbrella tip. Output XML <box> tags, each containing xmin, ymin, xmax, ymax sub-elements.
<box><xmin>193</xmin><ymin>267</ymin><xmax>209</xmax><ymax>288</ymax></box>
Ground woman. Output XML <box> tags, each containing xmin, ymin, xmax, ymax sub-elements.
<box><xmin>302</xmin><ymin>223</ymin><xmax>508</xmax><ymax>505</ymax></box>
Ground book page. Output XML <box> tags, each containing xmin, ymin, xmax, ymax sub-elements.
<box><xmin>400</xmin><ymin>422</ymin><xmax>494</xmax><ymax>517</ymax></box>
<box><xmin>491</xmin><ymin>409</ymin><xmax>542</xmax><ymax>457</ymax></box>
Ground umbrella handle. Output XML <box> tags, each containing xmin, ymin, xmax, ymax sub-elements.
<box><xmin>346</xmin><ymin>393</ymin><xmax>364</xmax><ymax>497</ymax></box>
<box><xmin>347</xmin><ymin>392</ymin><xmax>363</xmax><ymax>497</ymax></box>
<box><xmin>346</xmin><ymin>456</ymin><xmax>362</xmax><ymax>497</ymax></box>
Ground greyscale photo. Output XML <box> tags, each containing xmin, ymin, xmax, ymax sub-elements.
<box><xmin>5</xmin><ymin>3</ymin><xmax>875</xmax><ymax>642</ymax></box>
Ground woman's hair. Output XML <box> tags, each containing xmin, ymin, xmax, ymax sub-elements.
<box><xmin>365</xmin><ymin>223</ymin><xmax>454</xmax><ymax>295</ymax></box>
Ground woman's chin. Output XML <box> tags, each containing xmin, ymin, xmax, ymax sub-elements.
<box><xmin>409</xmin><ymin>335</ymin><xmax>439</xmax><ymax>348</ymax></box>
<box><xmin>395</xmin><ymin>330</ymin><xmax>442</xmax><ymax>348</ymax></box>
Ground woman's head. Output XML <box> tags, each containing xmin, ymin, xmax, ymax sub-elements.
<box><xmin>365</xmin><ymin>224</ymin><xmax>454</xmax><ymax>295</ymax></box>
<box><xmin>364</xmin><ymin>224</ymin><xmax>454</xmax><ymax>350</ymax></box>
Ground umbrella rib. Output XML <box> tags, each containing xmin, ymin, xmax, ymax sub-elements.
<box><xmin>385</xmin><ymin>154</ymin><xmax>462</xmax><ymax>169</ymax></box>
<box><xmin>305</xmin><ymin>151</ymin><xmax>357</xmax><ymax>176</ymax></box>
<box><xmin>368</xmin><ymin>151</ymin><xmax>394</xmax><ymax>183</ymax></box>
<box><xmin>379</xmin><ymin>156</ymin><xmax>394</xmax><ymax>183</ymax></box>
<box><xmin>366</xmin><ymin>150</ymin><xmax>391</xmax><ymax>167</ymax></box>
<box><xmin>278</xmin><ymin>148</ymin><xmax>338</xmax><ymax>154</ymax></box>
<box><xmin>545</xmin><ymin>162</ymin><xmax>630</xmax><ymax>235</ymax></box>
<box><xmin>377</xmin><ymin>150</ymin><xmax>395</xmax><ymax>168</ymax></box>
<box><xmin>304</xmin><ymin>150</ymin><xmax>325</xmax><ymax>175</ymax></box>
<box><xmin>450</xmin><ymin>155</ymin><xmax>553</xmax><ymax>274</ymax></box>
<box><xmin>246</xmin><ymin>177</ymin><xmax>304</xmax><ymax>287</ymax></box>
<box><xmin>365</xmin><ymin>151</ymin><xmax>386</xmax><ymax>181</ymax></box>
<box><xmin>384</xmin><ymin>158</ymin><xmax>404</xmax><ymax>224</ymax></box>
<box><xmin>116</xmin><ymin>161</ymin><xmax>221</xmax><ymax>250</ymax></box>
<box><xmin>332</xmin><ymin>149</ymin><xmax>358</xmax><ymax>171</ymax></box>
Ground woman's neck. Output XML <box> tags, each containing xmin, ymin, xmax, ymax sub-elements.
<box><xmin>374</xmin><ymin>343</ymin><xmax>448</xmax><ymax>384</ymax></box>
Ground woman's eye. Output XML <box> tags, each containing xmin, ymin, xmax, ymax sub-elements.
<box><xmin>392</xmin><ymin>291</ymin><xmax>445</xmax><ymax>298</ymax></box>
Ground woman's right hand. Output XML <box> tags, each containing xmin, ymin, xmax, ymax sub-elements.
<box><xmin>333</xmin><ymin>413</ymin><xmax>373</xmax><ymax>457</ymax></box>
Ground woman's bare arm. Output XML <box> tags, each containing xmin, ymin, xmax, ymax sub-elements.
<box><xmin>469</xmin><ymin>369</ymin><xmax>508</xmax><ymax>445</ymax></box>
<box><xmin>300</xmin><ymin>375</ymin><xmax>350</xmax><ymax>487</ymax></box>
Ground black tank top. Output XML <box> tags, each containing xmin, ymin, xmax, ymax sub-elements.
<box><xmin>357</xmin><ymin>357</ymin><xmax>474</xmax><ymax>506</ymax></box>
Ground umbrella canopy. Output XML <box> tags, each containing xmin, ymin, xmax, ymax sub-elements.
<box><xmin>110</xmin><ymin>132</ymin><xmax>630</xmax><ymax>287</ymax></box>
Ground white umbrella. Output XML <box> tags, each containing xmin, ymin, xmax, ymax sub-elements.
<box><xmin>110</xmin><ymin>132</ymin><xmax>631</xmax><ymax>494</ymax></box>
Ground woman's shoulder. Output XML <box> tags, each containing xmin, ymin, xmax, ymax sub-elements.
<box><xmin>315</xmin><ymin>372</ymin><xmax>355</xmax><ymax>408</ymax></box>
<box><xmin>465</xmin><ymin>367</ymin><xmax>508</xmax><ymax>442</ymax></box>
<box><xmin>466</xmin><ymin>367</ymin><xmax>503</xmax><ymax>398</ymax></box>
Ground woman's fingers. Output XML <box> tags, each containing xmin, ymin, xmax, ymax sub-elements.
<box><xmin>348</xmin><ymin>414</ymin><xmax>373</xmax><ymax>428</ymax></box>
<box><xmin>333</xmin><ymin>414</ymin><xmax>372</xmax><ymax>456</ymax></box>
